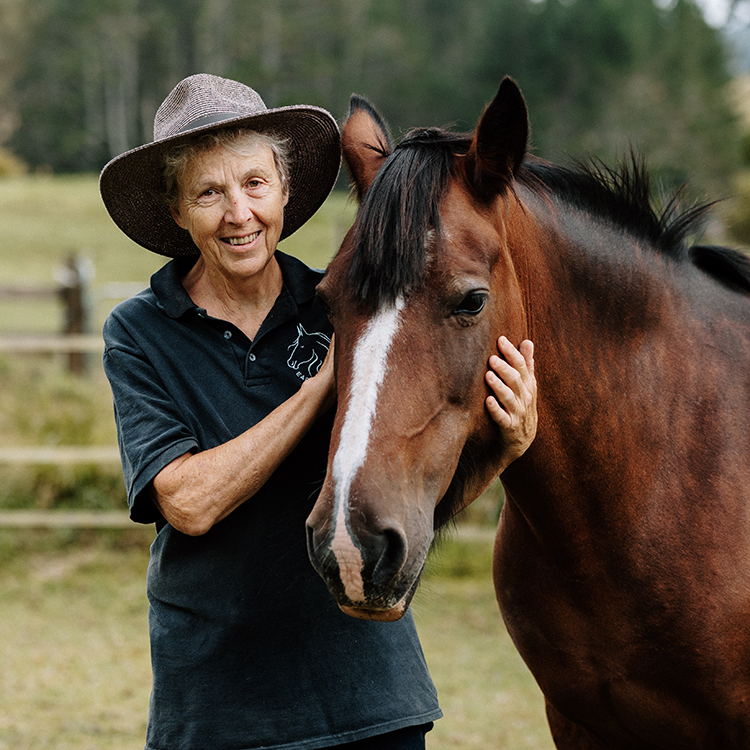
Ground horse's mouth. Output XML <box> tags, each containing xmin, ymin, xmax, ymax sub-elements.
<box><xmin>338</xmin><ymin>599</ymin><xmax>409</xmax><ymax>622</ymax></box>
<box><xmin>334</xmin><ymin>573</ymin><xmax>421</xmax><ymax>622</ymax></box>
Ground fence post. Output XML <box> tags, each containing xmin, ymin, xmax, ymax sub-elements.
<box><xmin>57</xmin><ymin>253</ymin><xmax>93</xmax><ymax>374</ymax></box>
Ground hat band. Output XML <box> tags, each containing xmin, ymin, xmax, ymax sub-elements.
<box><xmin>172</xmin><ymin>111</ymin><xmax>248</xmax><ymax>137</ymax></box>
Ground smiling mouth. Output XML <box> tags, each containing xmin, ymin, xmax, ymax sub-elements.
<box><xmin>225</xmin><ymin>230</ymin><xmax>260</xmax><ymax>247</ymax></box>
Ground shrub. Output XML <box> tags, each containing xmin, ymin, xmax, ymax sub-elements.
<box><xmin>0</xmin><ymin>356</ymin><xmax>127</xmax><ymax>511</ymax></box>
<box><xmin>0</xmin><ymin>147</ymin><xmax>27</xmax><ymax>177</ymax></box>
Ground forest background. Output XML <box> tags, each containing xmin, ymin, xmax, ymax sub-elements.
<box><xmin>0</xmin><ymin>0</ymin><xmax>749</xmax><ymax>506</ymax></box>
<box><xmin>2</xmin><ymin>0</ymin><xmax>750</xmax><ymax>225</ymax></box>
<box><xmin>2</xmin><ymin>3</ymin><xmax>750</xmax><ymax>747</ymax></box>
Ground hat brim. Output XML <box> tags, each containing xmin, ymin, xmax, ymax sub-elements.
<box><xmin>99</xmin><ymin>105</ymin><xmax>341</xmax><ymax>257</ymax></box>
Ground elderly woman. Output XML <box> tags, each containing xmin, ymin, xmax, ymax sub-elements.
<box><xmin>99</xmin><ymin>74</ymin><xmax>536</xmax><ymax>750</ymax></box>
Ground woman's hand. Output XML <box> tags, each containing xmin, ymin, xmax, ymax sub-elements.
<box><xmin>304</xmin><ymin>334</ymin><xmax>336</xmax><ymax>414</ymax></box>
<box><xmin>485</xmin><ymin>336</ymin><xmax>537</xmax><ymax>468</ymax></box>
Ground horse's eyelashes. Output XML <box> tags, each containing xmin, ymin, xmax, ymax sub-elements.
<box><xmin>453</xmin><ymin>292</ymin><xmax>487</xmax><ymax>316</ymax></box>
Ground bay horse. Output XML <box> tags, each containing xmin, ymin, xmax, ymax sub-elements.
<box><xmin>305</xmin><ymin>78</ymin><xmax>750</xmax><ymax>748</ymax></box>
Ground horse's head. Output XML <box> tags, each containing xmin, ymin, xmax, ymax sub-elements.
<box><xmin>306</xmin><ymin>78</ymin><xmax>531</xmax><ymax>620</ymax></box>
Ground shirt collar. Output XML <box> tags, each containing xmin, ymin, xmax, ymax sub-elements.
<box><xmin>150</xmin><ymin>250</ymin><xmax>323</xmax><ymax>320</ymax></box>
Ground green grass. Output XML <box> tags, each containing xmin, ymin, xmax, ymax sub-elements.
<box><xmin>0</xmin><ymin>532</ymin><xmax>152</xmax><ymax>750</ymax></box>
<box><xmin>0</xmin><ymin>174</ymin><xmax>356</xmax><ymax>333</ymax></box>
<box><xmin>0</xmin><ymin>175</ymin><xmax>553</xmax><ymax>748</ymax></box>
<box><xmin>0</xmin><ymin>175</ymin><xmax>357</xmax><ymax>510</ymax></box>
<box><xmin>418</xmin><ymin>539</ymin><xmax>554</xmax><ymax>749</ymax></box>
<box><xmin>0</xmin><ymin>532</ymin><xmax>553</xmax><ymax>750</ymax></box>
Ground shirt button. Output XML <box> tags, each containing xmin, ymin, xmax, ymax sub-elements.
<box><xmin>248</xmin><ymin>353</ymin><xmax>256</xmax><ymax>362</ymax></box>
<box><xmin>224</xmin><ymin>330</ymin><xmax>232</xmax><ymax>339</ymax></box>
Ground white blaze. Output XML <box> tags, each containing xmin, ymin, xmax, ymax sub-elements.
<box><xmin>330</xmin><ymin>297</ymin><xmax>404</xmax><ymax>601</ymax></box>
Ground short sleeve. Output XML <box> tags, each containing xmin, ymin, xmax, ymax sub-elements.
<box><xmin>103</xmin><ymin>319</ymin><xmax>199</xmax><ymax>525</ymax></box>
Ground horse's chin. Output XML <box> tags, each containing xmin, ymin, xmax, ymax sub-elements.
<box><xmin>338</xmin><ymin>600</ymin><xmax>409</xmax><ymax>622</ymax></box>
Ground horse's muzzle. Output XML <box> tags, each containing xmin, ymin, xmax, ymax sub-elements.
<box><xmin>305</xmin><ymin>511</ymin><xmax>426</xmax><ymax>621</ymax></box>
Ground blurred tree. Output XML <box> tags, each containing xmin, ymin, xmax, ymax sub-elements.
<box><xmin>472</xmin><ymin>0</ymin><xmax>738</xmax><ymax>196</ymax></box>
<box><xmin>0</xmin><ymin>0</ymin><xmax>31</xmax><ymax>145</ymax></box>
<box><xmin>3</xmin><ymin>0</ymin><xmax>741</xmax><ymax>201</ymax></box>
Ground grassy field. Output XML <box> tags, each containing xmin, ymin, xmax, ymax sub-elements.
<box><xmin>0</xmin><ymin>531</ymin><xmax>553</xmax><ymax>750</ymax></box>
<box><xmin>0</xmin><ymin>174</ymin><xmax>356</xmax><ymax>334</ymax></box>
<box><xmin>0</xmin><ymin>175</ymin><xmax>356</xmax><ymax>508</ymax></box>
<box><xmin>0</xmin><ymin>175</ymin><xmax>553</xmax><ymax>748</ymax></box>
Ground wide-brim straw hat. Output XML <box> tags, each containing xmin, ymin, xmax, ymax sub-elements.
<box><xmin>99</xmin><ymin>74</ymin><xmax>341</xmax><ymax>257</ymax></box>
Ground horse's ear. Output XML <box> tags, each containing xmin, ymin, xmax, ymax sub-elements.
<box><xmin>342</xmin><ymin>95</ymin><xmax>393</xmax><ymax>201</ymax></box>
<box><xmin>466</xmin><ymin>77</ymin><xmax>529</xmax><ymax>201</ymax></box>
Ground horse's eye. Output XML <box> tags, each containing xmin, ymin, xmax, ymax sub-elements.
<box><xmin>453</xmin><ymin>292</ymin><xmax>487</xmax><ymax>316</ymax></box>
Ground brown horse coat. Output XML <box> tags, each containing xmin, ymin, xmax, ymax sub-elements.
<box><xmin>307</xmin><ymin>79</ymin><xmax>750</xmax><ymax>748</ymax></box>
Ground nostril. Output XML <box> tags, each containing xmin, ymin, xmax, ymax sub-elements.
<box><xmin>371</xmin><ymin>526</ymin><xmax>408</xmax><ymax>587</ymax></box>
<box><xmin>306</xmin><ymin>521</ymin><xmax>331</xmax><ymax>575</ymax></box>
<box><xmin>305</xmin><ymin>522</ymin><xmax>316</xmax><ymax>557</ymax></box>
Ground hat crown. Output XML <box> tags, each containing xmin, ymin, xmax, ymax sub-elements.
<box><xmin>154</xmin><ymin>74</ymin><xmax>268</xmax><ymax>142</ymax></box>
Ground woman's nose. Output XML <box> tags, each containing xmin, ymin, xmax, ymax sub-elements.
<box><xmin>223</xmin><ymin>193</ymin><xmax>253</xmax><ymax>225</ymax></box>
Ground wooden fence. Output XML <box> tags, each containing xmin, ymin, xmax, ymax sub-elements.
<box><xmin>0</xmin><ymin>254</ymin><xmax>144</xmax><ymax>373</ymax></box>
<box><xmin>0</xmin><ymin>255</ymin><xmax>141</xmax><ymax>527</ymax></box>
<box><xmin>0</xmin><ymin>447</ymin><xmax>128</xmax><ymax>528</ymax></box>
<box><xmin>0</xmin><ymin>509</ymin><xmax>131</xmax><ymax>528</ymax></box>
<box><xmin>0</xmin><ymin>253</ymin><xmax>94</xmax><ymax>373</ymax></box>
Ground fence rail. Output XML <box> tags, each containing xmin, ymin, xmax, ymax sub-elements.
<box><xmin>0</xmin><ymin>253</ymin><xmax>139</xmax><ymax>372</ymax></box>
<box><xmin>0</xmin><ymin>334</ymin><xmax>104</xmax><ymax>354</ymax></box>
<box><xmin>0</xmin><ymin>446</ymin><xmax>121</xmax><ymax>465</ymax></box>
<box><xmin>0</xmin><ymin>510</ymin><xmax>131</xmax><ymax>528</ymax></box>
<box><xmin>0</xmin><ymin>447</ymin><xmax>127</xmax><ymax>528</ymax></box>
<box><xmin>0</xmin><ymin>259</ymin><xmax>141</xmax><ymax>528</ymax></box>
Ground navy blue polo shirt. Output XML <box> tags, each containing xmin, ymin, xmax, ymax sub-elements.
<box><xmin>102</xmin><ymin>251</ymin><xmax>441</xmax><ymax>750</ymax></box>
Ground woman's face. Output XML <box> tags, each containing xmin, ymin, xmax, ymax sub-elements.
<box><xmin>170</xmin><ymin>141</ymin><xmax>288</xmax><ymax>283</ymax></box>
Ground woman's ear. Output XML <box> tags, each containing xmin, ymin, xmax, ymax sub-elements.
<box><xmin>170</xmin><ymin>203</ymin><xmax>187</xmax><ymax>230</ymax></box>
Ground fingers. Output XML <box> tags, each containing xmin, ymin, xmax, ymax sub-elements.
<box><xmin>490</xmin><ymin>336</ymin><xmax>534</xmax><ymax>383</ymax></box>
<box><xmin>324</xmin><ymin>333</ymin><xmax>336</xmax><ymax>363</ymax></box>
<box><xmin>320</xmin><ymin>334</ymin><xmax>336</xmax><ymax>381</ymax></box>
<box><xmin>485</xmin><ymin>336</ymin><xmax>538</xmax><ymax>466</ymax></box>
<box><xmin>487</xmin><ymin>338</ymin><xmax>534</xmax><ymax>402</ymax></box>
<box><xmin>309</xmin><ymin>334</ymin><xmax>337</xmax><ymax>410</ymax></box>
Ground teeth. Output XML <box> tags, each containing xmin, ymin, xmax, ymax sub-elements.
<box><xmin>226</xmin><ymin>231</ymin><xmax>260</xmax><ymax>246</ymax></box>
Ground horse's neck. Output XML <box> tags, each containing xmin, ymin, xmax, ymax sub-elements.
<box><xmin>503</xmin><ymin>196</ymin><xmax>686</xmax><ymax>534</ymax></box>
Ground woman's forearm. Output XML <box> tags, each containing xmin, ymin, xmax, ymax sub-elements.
<box><xmin>151</xmin><ymin>372</ymin><xmax>334</xmax><ymax>535</ymax></box>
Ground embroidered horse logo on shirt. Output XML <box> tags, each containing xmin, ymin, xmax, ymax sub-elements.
<box><xmin>287</xmin><ymin>324</ymin><xmax>331</xmax><ymax>380</ymax></box>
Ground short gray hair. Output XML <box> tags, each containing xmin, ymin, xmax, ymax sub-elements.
<box><xmin>162</xmin><ymin>128</ymin><xmax>291</xmax><ymax>206</ymax></box>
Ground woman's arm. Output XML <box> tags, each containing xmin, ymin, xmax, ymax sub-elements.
<box><xmin>150</xmin><ymin>342</ymin><xmax>336</xmax><ymax>536</ymax></box>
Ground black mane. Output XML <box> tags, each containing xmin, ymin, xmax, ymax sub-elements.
<box><xmin>346</xmin><ymin>128</ymin><xmax>473</xmax><ymax>309</ymax></box>
<box><xmin>521</xmin><ymin>156</ymin><xmax>750</xmax><ymax>294</ymax></box>
<box><xmin>520</xmin><ymin>156</ymin><xmax>710</xmax><ymax>258</ymax></box>
<box><xmin>346</xmin><ymin>129</ymin><xmax>750</xmax><ymax>306</ymax></box>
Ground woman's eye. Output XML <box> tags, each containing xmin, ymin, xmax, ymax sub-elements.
<box><xmin>453</xmin><ymin>292</ymin><xmax>487</xmax><ymax>316</ymax></box>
